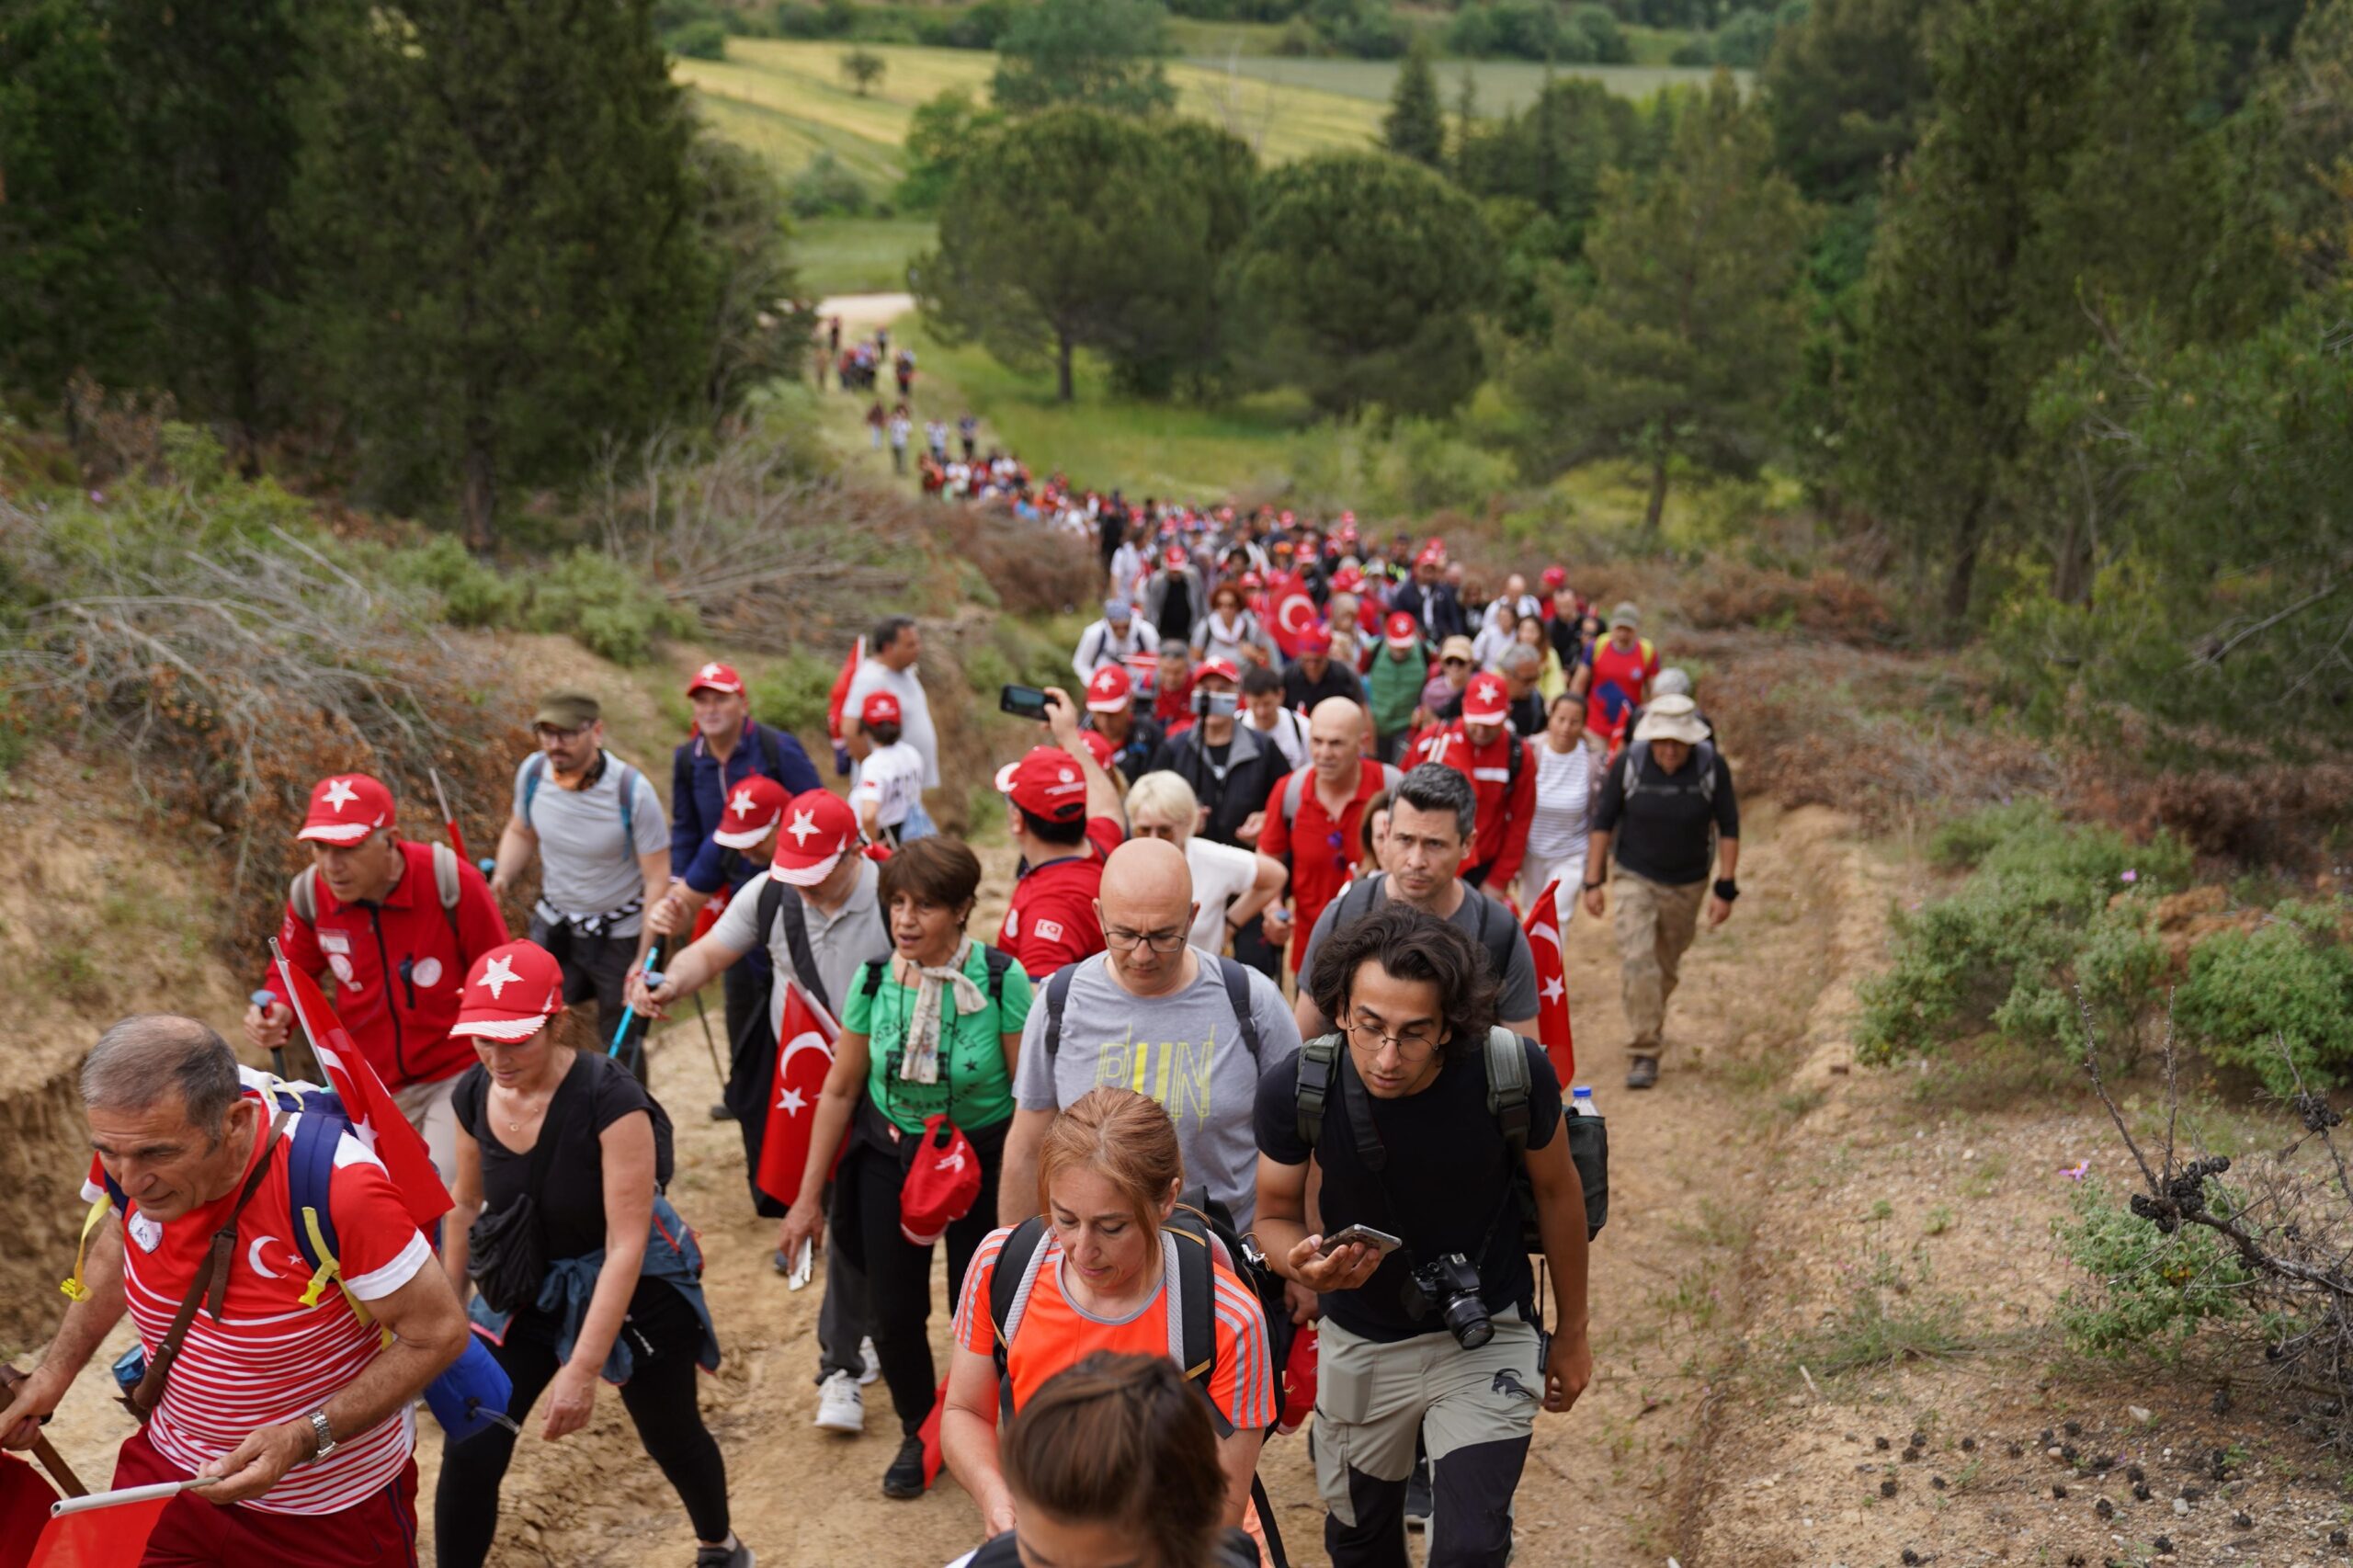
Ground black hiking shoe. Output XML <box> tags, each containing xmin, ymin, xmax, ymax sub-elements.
<box><xmin>882</xmin><ymin>1434</ymin><xmax>927</xmax><ymax>1500</ymax></box>
<box><xmin>710</xmin><ymin>1101</ymin><xmax>737</xmax><ymax>1122</ymax></box>
<box><xmin>1404</xmin><ymin>1454</ymin><xmax>1432</xmax><ymax>1531</ymax></box>
<box><xmin>695</xmin><ymin>1540</ymin><xmax>754</xmax><ymax>1568</ymax></box>
<box><xmin>1625</xmin><ymin>1054</ymin><xmax>1660</xmax><ymax>1090</ymax></box>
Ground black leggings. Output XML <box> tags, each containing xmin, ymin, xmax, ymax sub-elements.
<box><xmin>434</xmin><ymin>1281</ymin><xmax>729</xmax><ymax>1565</ymax></box>
<box><xmin>832</xmin><ymin>1116</ymin><xmax>1007</xmax><ymax>1436</ymax></box>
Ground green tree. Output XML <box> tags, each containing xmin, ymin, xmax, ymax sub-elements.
<box><xmin>1507</xmin><ymin>71</ymin><xmax>1813</xmax><ymax>533</ymax></box>
<box><xmin>0</xmin><ymin>0</ymin><xmax>148</xmax><ymax>411</ymax></box>
<box><xmin>286</xmin><ymin>0</ymin><xmax>719</xmax><ymax>547</ymax></box>
<box><xmin>1758</xmin><ymin>0</ymin><xmax>1939</xmax><ymax>205</ymax></box>
<box><xmin>991</xmin><ymin>0</ymin><xmax>1176</xmax><ymax>116</ymax></box>
<box><xmin>1850</xmin><ymin>0</ymin><xmax>2280</xmax><ymax>623</ymax></box>
<box><xmin>915</xmin><ymin>108</ymin><xmax>1249</xmax><ymax>400</ymax></box>
<box><xmin>895</xmin><ymin>88</ymin><xmax>1006</xmax><ymax>210</ymax></box>
<box><xmin>840</xmin><ymin>46</ymin><xmax>887</xmax><ymax>96</ymax></box>
<box><xmin>1233</xmin><ymin>151</ymin><xmax>1496</xmax><ymax>416</ymax></box>
<box><xmin>1384</xmin><ymin>33</ymin><xmax>1445</xmax><ymax>166</ymax></box>
<box><xmin>689</xmin><ymin>138</ymin><xmax>808</xmax><ymax>419</ymax></box>
<box><xmin>1456</xmin><ymin>74</ymin><xmax>1645</xmax><ymax>245</ymax></box>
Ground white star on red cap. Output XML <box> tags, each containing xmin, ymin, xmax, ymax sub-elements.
<box><xmin>729</xmin><ymin>786</ymin><xmax>756</xmax><ymax>819</ymax></box>
<box><xmin>322</xmin><ymin>778</ymin><xmax>358</xmax><ymax>812</ymax></box>
<box><xmin>481</xmin><ymin>955</ymin><xmax>518</xmax><ymax>1000</ymax></box>
<box><xmin>785</xmin><ymin>808</ymin><xmax>819</xmax><ymax>846</ymax></box>
<box><xmin>699</xmin><ymin>663</ymin><xmax>725</xmax><ymax>681</ymax></box>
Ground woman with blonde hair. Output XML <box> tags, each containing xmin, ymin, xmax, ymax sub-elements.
<box><xmin>942</xmin><ymin>1088</ymin><xmax>1275</xmax><ymax>1537</ymax></box>
<box><xmin>1123</xmin><ymin>770</ymin><xmax>1285</xmax><ymax>958</ymax></box>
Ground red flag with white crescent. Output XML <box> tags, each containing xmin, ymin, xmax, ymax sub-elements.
<box><xmin>825</xmin><ymin>635</ymin><xmax>867</xmax><ymax>744</ymax></box>
<box><xmin>1521</xmin><ymin>881</ymin><xmax>1575</xmax><ymax>1086</ymax></box>
<box><xmin>272</xmin><ymin>941</ymin><xmax>453</xmax><ymax>1228</ymax></box>
<box><xmin>1269</xmin><ymin>581</ymin><xmax>1319</xmax><ymax>659</ymax></box>
<box><xmin>13</xmin><ymin>1478</ymin><xmax>172</xmax><ymax>1568</ymax></box>
<box><xmin>756</xmin><ymin>981</ymin><xmax>844</xmax><ymax>1208</ymax></box>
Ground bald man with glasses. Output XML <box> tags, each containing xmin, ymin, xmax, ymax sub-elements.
<box><xmin>995</xmin><ymin>838</ymin><xmax>1302</xmax><ymax>1231</ymax></box>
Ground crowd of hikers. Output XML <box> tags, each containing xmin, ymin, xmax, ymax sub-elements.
<box><xmin>0</xmin><ymin>500</ymin><xmax>1747</xmax><ymax>1568</ymax></box>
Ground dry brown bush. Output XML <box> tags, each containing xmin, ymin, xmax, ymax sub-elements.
<box><xmin>2072</xmin><ymin>757</ymin><xmax>2353</xmax><ymax>869</ymax></box>
<box><xmin>938</xmin><ymin>506</ymin><xmax>1098</xmax><ymax>618</ymax></box>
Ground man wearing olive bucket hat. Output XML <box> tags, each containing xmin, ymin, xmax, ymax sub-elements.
<box><xmin>1578</xmin><ymin>693</ymin><xmax>1740</xmax><ymax>1090</ymax></box>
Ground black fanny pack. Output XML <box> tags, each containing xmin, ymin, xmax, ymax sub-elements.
<box><xmin>468</xmin><ymin>1087</ymin><xmax>574</xmax><ymax>1314</ymax></box>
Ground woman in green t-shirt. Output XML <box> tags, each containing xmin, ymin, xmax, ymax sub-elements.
<box><xmin>780</xmin><ymin>835</ymin><xmax>1033</xmax><ymax>1503</ymax></box>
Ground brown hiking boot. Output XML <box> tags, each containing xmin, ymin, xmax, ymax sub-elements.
<box><xmin>1625</xmin><ymin>1054</ymin><xmax>1659</xmax><ymax>1090</ymax></box>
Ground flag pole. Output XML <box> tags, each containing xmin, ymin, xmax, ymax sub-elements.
<box><xmin>428</xmin><ymin>767</ymin><xmax>469</xmax><ymax>863</ymax></box>
<box><xmin>50</xmin><ymin>1477</ymin><xmax>215</xmax><ymax>1516</ymax></box>
<box><xmin>0</xmin><ymin>1366</ymin><xmax>85</xmax><ymax>1497</ymax></box>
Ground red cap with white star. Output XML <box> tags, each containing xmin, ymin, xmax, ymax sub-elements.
<box><xmin>297</xmin><ymin>773</ymin><xmax>395</xmax><ymax>846</ymax></box>
<box><xmin>711</xmin><ymin>774</ymin><xmax>791</xmax><ymax>850</ymax></box>
<box><xmin>686</xmin><ymin>661</ymin><xmax>745</xmax><ymax>697</ymax></box>
<box><xmin>1462</xmin><ymin>673</ymin><xmax>1511</xmax><ymax>726</ymax></box>
<box><xmin>995</xmin><ymin>745</ymin><xmax>1089</xmax><ymax>824</ymax></box>
<box><xmin>770</xmin><ymin>789</ymin><xmax>859</xmax><ymax>887</ymax></box>
<box><xmin>1085</xmin><ymin>664</ymin><xmax>1132</xmax><ymax>713</ymax></box>
<box><xmin>449</xmin><ymin>939</ymin><xmax>565</xmax><ymax>1041</ymax></box>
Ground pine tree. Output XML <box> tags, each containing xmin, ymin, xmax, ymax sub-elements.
<box><xmin>1385</xmin><ymin>34</ymin><xmax>1446</xmax><ymax>167</ymax></box>
<box><xmin>1453</xmin><ymin>64</ymin><xmax>1479</xmax><ymax>174</ymax></box>
<box><xmin>285</xmin><ymin>0</ymin><xmax>717</xmax><ymax>546</ymax></box>
<box><xmin>1507</xmin><ymin>72</ymin><xmax>1813</xmax><ymax>533</ymax></box>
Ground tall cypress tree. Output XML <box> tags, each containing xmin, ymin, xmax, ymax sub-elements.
<box><xmin>1384</xmin><ymin>34</ymin><xmax>1446</xmax><ymax>167</ymax></box>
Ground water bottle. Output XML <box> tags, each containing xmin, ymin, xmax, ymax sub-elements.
<box><xmin>1571</xmin><ymin>1085</ymin><xmax>1597</xmax><ymax>1117</ymax></box>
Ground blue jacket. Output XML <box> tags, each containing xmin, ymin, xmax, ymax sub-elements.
<box><xmin>669</xmin><ymin>720</ymin><xmax>820</xmax><ymax>896</ymax></box>
<box><xmin>468</xmin><ymin>1194</ymin><xmax>720</xmax><ymax>1384</ymax></box>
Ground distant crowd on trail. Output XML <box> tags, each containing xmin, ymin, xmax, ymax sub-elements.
<box><xmin>3</xmin><ymin>484</ymin><xmax>1740</xmax><ymax>1568</ymax></box>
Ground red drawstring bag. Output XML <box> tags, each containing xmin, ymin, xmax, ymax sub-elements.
<box><xmin>1277</xmin><ymin>1323</ymin><xmax>1318</xmax><ymax>1436</ymax></box>
<box><xmin>899</xmin><ymin>1114</ymin><xmax>983</xmax><ymax>1244</ymax></box>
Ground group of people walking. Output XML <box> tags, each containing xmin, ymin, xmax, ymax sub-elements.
<box><xmin>1</xmin><ymin>504</ymin><xmax>1744</xmax><ymax>1568</ymax></box>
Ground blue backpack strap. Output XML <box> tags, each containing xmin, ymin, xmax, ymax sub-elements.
<box><xmin>522</xmin><ymin>753</ymin><xmax>547</xmax><ymax>827</ymax></box>
<box><xmin>284</xmin><ymin>1094</ymin><xmax>367</xmax><ymax>1318</ymax></box>
<box><xmin>616</xmin><ymin>761</ymin><xmax>638</xmax><ymax>850</ymax></box>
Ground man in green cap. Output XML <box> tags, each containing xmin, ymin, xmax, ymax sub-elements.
<box><xmin>489</xmin><ymin>691</ymin><xmax>671</xmax><ymax>1079</ymax></box>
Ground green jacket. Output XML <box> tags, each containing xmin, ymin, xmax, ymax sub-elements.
<box><xmin>1367</xmin><ymin>645</ymin><xmax>1425</xmax><ymax>737</ymax></box>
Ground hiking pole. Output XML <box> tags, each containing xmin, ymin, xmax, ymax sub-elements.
<box><xmin>249</xmin><ymin>990</ymin><xmax>290</xmax><ymax>1081</ymax></box>
<box><xmin>688</xmin><ymin>991</ymin><xmax>727</xmax><ymax>1091</ymax></box>
<box><xmin>428</xmin><ymin>767</ymin><xmax>469</xmax><ymax>863</ymax></box>
<box><xmin>608</xmin><ymin>948</ymin><xmax>664</xmax><ymax>1070</ymax></box>
<box><xmin>0</xmin><ymin>1364</ymin><xmax>87</xmax><ymax>1497</ymax></box>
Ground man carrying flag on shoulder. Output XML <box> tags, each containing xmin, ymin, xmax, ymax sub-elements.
<box><xmin>1</xmin><ymin>1015</ymin><xmax>470</xmax><ymax>1563</ymax></box>
<box><xmin>245</xmin><ymin>772</ymin><xmax>509</xmax><ymax>1185</ymax></box>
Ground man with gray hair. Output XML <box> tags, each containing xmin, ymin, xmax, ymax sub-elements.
<box><xmin>1071</xmin><ymin>597</ymin><xmax>1160</xmax><ymax>681</ymax></box>
<box><xmin>1498</xmin><ymin>642</ymin><xmax>1547</xmax><ymax>737</ymax></box>
<box><xmin>1</xmin><ymin>1016</ymin><xmax>468</xmax><ymax>1562</ymax></box>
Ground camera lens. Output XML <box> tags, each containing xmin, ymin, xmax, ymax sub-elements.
<box><xmin>1440</xmin><ymin>1292</ymin><xmax>1494</xmax><ymax>1350</ymax></box>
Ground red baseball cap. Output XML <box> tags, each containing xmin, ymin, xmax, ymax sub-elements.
<box><xmin>687</xmin><ymin>661</ymin><xmax>745</xmax><ymax>697</ymax></box>
<box><xmin>1294</xmin><ymin>624</ymin><xmax>1333</xmax><ymax>655</ymax></box>
<box><xmin>1462</xmin><ymin>673</ymin><xmax>1511</xmax><ymax>725</ymax></box>
<box><xmin>449</xmin><ymin>940</ymin><xmax>565</xmax><ymax>1042</ymax></box>
<box><xmin>1163</xmin><ymin>545</ymin><xmax>1187</xmax><ymax>568</ymax></box>
<box><xmin>995</xmin><ymin>745</ymin><xmax>1089</xmax><ymax>824</ymax></box>
<box><xmin>1384</xmin><ymin>611</ymin><xmax>1419</xmax><ymax>650</ymax></box>
<box><xmin>1540</xmin><ymin>565</ymin><xmax>1568</xmax><ymax>589</ymax></box>
<box><xmin>1194</xmin><ymin>658</ymin><xmax>1241</xmax><ymax>686</ymax></box>
<box><xmin>1240</xmin><ymin>571</ymin><xmax>1264</xmax><ymax>590</ymax></box>
<box><xmin>860</xmin><ymin>690</ymin><xmax>901</xmax><ymax>728</ymax></box>
<box><xmin>1077</xmin><ymin>729</ymin><xmax>1117</xmax><ymax>770</ymax></box>
<box><xmin>711</xmin><ymin>774</ymin><xmax>791</xmax><ymax>850</ymax></box>
<box><xmin>1329</xmin><ymin>566</ymin><xmax>1363</xmax><ymax>593</ymax></box>
<box><xmin>770</xmin><ymin>788</ymin><xmax>860</xmax><ymax>887</ymax></box>
<box><xmin>1085</xmin><ymin>665</ymin><xmax>1133</xmax><ymax>713</ymax></box>
<box><xmin>298</xmin><ymin>773</ymin><xmax>395</xmax><ymax>846</ymax></box>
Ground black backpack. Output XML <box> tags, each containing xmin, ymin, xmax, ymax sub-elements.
<box><xmin>1324</xmin><ymin>873</ymin><xmax>1519</xmax><ymax>983</ymax></box>
<box><xmin>986</xmin><ymin>1186</ymin><xmax>1294</xmax><ymax>1568</ymax></box>
<box><xmin>1296</xmin><ymin>1025</ymin><xmax>1608</xmax><ymax>1249</ymax></box>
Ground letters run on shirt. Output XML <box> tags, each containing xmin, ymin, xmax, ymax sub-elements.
<box><xmin>1088</xmin><ymin>1026</ymin><xmax>1221</xmax><ymax>1129</ymax></box>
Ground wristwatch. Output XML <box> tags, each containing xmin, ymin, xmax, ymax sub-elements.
<box><xmin>305</xmin><ymin>1408</ymin><xmax>336</xmax><ymax>1460</ymax></box>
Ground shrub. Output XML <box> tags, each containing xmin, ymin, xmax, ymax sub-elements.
<box><xmin>787</xmin><ymin>153</ymin><xmax>872</xmax><ymax>219</ymax></box>
<box><xmin>2055</xmin><ymin>1178</ymin><xmax>2255</xmax><ymax>1360</ymax></box>
<box><xmin>1289</xmin><ymin>414</ymin><xmax>1518</xmax><ymax>517</ymax></box>
<box><xmin>525</xmin><ymin>551</ymin><xmax>698</xmax><ymax>665</ymax></box>
<box><xmin>667</xmin><ymin>18</ymin><xmax>729</xmax><ymax>57</ymax></box>
<box><xmin>2175</xmin><ymin>902</ymin><xmax>2353</xmax><ymax>1094</ymax></box>
<box><xmin>749</xmin><ymin>650</ymin><xmax>841</xmax><ymax>735</ymax></box>
<box><xmin>1855</xmin><ymin>803</ymin><xmax>2189</xmax><ymax>1066</ymax></box>
<box><xmin>382</xmin><ymin>535</ymin><xmax>527</xmax><ymax>629</ymax></box>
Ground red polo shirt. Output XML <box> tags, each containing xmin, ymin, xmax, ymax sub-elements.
<box><xmin>1259</xmin><ymin>765</ymin><xmax>1387</xmax><ymax>973</ymax></box>
<box><xmin>999</xmin><ymin>817</ymin><xmax>1125</xmax><ymax>978</ymax></box>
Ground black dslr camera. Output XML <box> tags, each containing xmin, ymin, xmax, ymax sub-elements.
<box><xmin>1406</xmin><ymin>1253</ymin><xmax>1492</xmax><ymax>1349</ymax></box>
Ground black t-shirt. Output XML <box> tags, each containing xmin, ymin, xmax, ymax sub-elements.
<box><xmin>455</xmin><ymin>1052</ymin><xmax>675</xmax><ymax>1262</ymax></box>
<box><xmin>1507</xmin><ymin>691</ymin><xmax>1545</xmax><ymax>738</ymax></box>
<box><xmin>1590</xmin><ymin>744</ymin><xmax>1739</xmax><ymax>887</ymax></box>
<box><xmin>1254</xmin><ymin>1035</ymin><xmax>1563</xmax><ymax>1343</ymax></box>
<box><xmin>1283</xmin><ymin>661</ymin><xmax>1365</xmax><ymax>714</ymax></box>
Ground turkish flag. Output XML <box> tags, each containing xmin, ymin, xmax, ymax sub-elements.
<box><xmin>824</xmin><ymin>635</ymin><xmax>867</xmax><ymax>744</ymax></box>
<box><xmin>271</xmin><ymin>945</ymin><xmax>453</xmax><ymax>1229</ymax></box>
<box><xmin>754</xmin><ymin>982</ymin><xmax>842</xmax><ymax>1208</ymax></box>
<box><xmin>1522</xmin><ymin>881</ymin><xmax>1575</xmax><ymax>1087</ymax></box>
<box><xmin>0</xmin><ymin>1452</ymin><xmax>56</xmax><ymax>1567</ymax></box>
<box><xmin>1122</xmin><ymin>650</ymin><xmax>1160</xmax><ymax>699</ymax></box>
<box><xmin>6</xmin><ymin>1485</ymin><xmax>171</xmax><ymax>1568</ymax></box>
<box><xmin>1268</xmin><ymin>583</ymin><xmax>1320</xmax><ymax>659</ymax></box>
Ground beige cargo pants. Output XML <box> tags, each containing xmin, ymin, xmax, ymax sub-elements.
<box><xmin>1612</xmin><ymin>870</ymin><xmax>1706</xmax><ymax>1056</ymax></box>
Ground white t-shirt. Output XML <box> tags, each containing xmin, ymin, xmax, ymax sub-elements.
<box><xmin>855</xmin><ymin>740</ymin><xmax>926</xmax><ymax>829</ymax></box>
<box><xmin>1185</xmin><ymin>835</ymin><xmax>1259</xmax><ymax>953</ymax></box>
<box><xmin>846</xmin><ymin>660</ymin><xmax>939</xmax><ymax>788</ymax></box>
<box><xmin>1244</xmin><ymin>707</ymin><xmax>1309</xmax><ymax>773</ymax></box>
<box><xmin>1525</xmin><ymin>740</ymin><xmax>1595</xmax><ymax>863</ymax></box>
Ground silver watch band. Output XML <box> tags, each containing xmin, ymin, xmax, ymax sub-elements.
<box><xmin>307</xmin><ymin>1407</ymin><xmax>335</xmax><ymax>1459</ymax></box>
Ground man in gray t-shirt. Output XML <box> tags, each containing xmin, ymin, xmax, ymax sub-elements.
<box><xmin>998</xmin><ymin>839</ymin><xmax>1301</xmax><ymax>1228</ymax></box>
<box><xmin>492</xmin><ymin>692</ymin><xmax>671</xmax><ymax>1074</ymax></box>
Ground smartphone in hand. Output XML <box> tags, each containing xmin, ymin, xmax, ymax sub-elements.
<box><xmin>999</xmin><ymin>684</ymin><xmax>1049</xmax><ymax>722</ymax></box>
<box><xmin>1318</xmin><ymin>1224</ymin><xmax>1404</xmax><ymax>1257</ymax></box>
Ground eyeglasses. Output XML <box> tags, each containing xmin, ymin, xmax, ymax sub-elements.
<box><xmin>535</xmin><ymin>724</ymin><xmax>588</xmax><ymax>743</ymax></box>
<box><xmin>1345</xmin><ymin>1010</ymin><xmax>1441</xmax><ymax>1062</ymax></box>
<box><xmin>1104</xmin><ymin>926</ymin><xmax>1188</xmax><ymax>953</ymax></box>
<box><xmin>1441</xmin><ymin>657</ymin><xmax>1468</xmax><ymax>667</ymax></box>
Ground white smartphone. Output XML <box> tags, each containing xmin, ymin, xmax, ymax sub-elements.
<box><xmin>1319</xmin><ymin>1224</ymin><xmax>1404</xmax><ymax>1257</ymax></box>
<box><xmin>784</xmin><ymin>1238</ymin><xmax>815</xmax><ymax>1290</ymax></box>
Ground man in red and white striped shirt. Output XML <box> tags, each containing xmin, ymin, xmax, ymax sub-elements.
<box><xmin>0</xmin><ymin>1016</ymin><xmax>468</xmax><ymax>1564</ymax></box>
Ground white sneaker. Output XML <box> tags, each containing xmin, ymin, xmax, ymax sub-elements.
<box><xmin>858</xmin><ymin>1336</ymin><xmax>881</xmax><ymax>1385</ymax></box>
<box><xmin>814</xmin><ymin>1369</ymin><xmax>864</xmax><ymax>1435</ymax></box>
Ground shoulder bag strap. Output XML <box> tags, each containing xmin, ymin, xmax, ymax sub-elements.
<box><xmin>1217</xmin><ymin>957</ymin><xmax>1263</xmax><ymax>1065</ymax></box>
<box><xmin>125</xmin><ymin>1111</ymin><xmax>289</xmax><ymax>1421</ymax></box>
<box><xmin>766</xmin><ymin>880</ymin><xmax>829</xmax><ymax>1018</ymax></box>
<box><xmin>1043</xmin><ymin>963</ymin><xmax>1077</xmax><ymax>1061</ymax></box>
